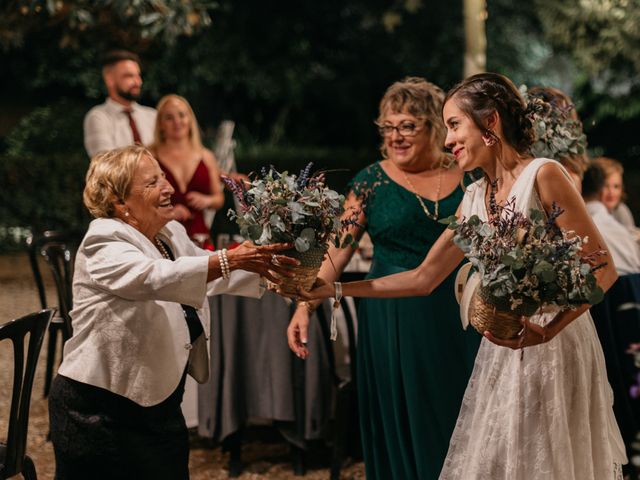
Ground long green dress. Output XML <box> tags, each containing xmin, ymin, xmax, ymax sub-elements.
<box><xmin>350</xmin><ymin>162</ymin><xmax>480</xmax><ymax>480</ymax></box>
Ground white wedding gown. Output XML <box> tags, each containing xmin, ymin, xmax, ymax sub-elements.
<box><xmin>439</xmin><ymin>158</ymin><xmax>627</xmax><ymax>480</ymax></box>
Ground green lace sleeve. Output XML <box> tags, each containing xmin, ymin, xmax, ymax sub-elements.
<box><xmin>346</xmin><ymin>162</ymin><xmax>388</xmax><ymax>217</ymax></box>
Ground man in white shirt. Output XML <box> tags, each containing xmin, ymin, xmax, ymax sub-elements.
<box><xmin>83</xmin><ymin>50</ymin><xmax>157</xmax><ymax>157</ymax></box>
<box><xmin>583</xmin><ymin>162</ymin><xmax>640</xmax><ymax>275</ymax></box>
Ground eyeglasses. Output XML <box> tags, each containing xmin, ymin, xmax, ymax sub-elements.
<box><xmin>377</xmin><ymin>121</ymin><xmax>422</xmax><ymax>137</ymax></box>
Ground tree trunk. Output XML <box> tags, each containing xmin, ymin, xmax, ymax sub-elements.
<box><xmin>464</xmin><ymin>0</ymin><xmax>487</xmax><ymax>78</ymax></box>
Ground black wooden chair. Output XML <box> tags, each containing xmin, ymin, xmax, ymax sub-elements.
<box><xmin>40</xmin><ymin>242</ymin><xmax>75</xmax><ymax>396</ymax></box>
<box><xmin>25</xmin><ymin>231</ymin><xmax>76</xmax><ymax>396</ymax></box>
<box><xmin>0</xmin><ymin>309</ymin><xmax>55</xmax><ymax>480</ymax></box>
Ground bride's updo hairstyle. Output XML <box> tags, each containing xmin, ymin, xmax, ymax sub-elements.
<box><xmin>444</xmin><ymin>73</ymin><xmax>535</xmax><ymax>156</ymax></box>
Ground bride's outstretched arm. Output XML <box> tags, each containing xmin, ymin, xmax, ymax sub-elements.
<box><xmin>299</xmin><ymin>225</ymin><xmax>465</xmax><ymax>300</ymax></box>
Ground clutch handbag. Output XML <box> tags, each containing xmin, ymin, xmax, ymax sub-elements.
<box><xmin>187</xmin><ymin>333</ymin><xmax>210</xmax><ymax>383</ymax></box>
<box><xmin>454</xmin><ymin>262</ymin><xmax>480</xmax><ymax>330</ymax></box>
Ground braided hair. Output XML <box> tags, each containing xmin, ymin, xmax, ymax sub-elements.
<box><xmin>444</xmin><ymin>73</ymin><xmax>535</xmax><ymax>155</ymax></box>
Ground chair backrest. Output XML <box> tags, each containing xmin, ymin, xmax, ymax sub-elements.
<box><xmin>25</xmin><ymin>230</ymin><xmax>77</xmax><ymax>311</ymax></box>
<box><xmin>0</xmin><ymin>309</ymin><xmax>54</xmax><ymax>478</ymax></box>
<box><xmin>40</xmin><ymin>242</ymin><xmax>74</xmax><ymax>337</ymax></box>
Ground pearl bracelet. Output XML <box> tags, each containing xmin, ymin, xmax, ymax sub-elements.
<box><xmin>218</xmin><ymin>248</ymin><xmax>230</xmax><ymax>279</ymax></box>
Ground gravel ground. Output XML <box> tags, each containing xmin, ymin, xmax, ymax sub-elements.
<box><xmin>0</xmin><ymin>252</ymin><xmax>365</xmax><ymax>479</ymax></box>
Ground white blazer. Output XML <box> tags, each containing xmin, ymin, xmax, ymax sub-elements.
<box><xmin>58</xmin><ymin>218</ymin><xmax>263</xmax><ymax>406</ymax></box>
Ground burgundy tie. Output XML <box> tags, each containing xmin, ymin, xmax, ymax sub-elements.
<box><xmin>123</xmin><ymin>109</ymin><xmax>142</xmax><ymax>144</ymax></box>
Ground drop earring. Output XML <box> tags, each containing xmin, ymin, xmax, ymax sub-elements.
<box><xmin>124</xmin><ymin>211</ymin><xmax>130</xmax><ymax>217</ymax></box>
<box><xmin>482</xmin><ymin>130</ymin><xmax>498</xmax><ymax>147</ymax></box>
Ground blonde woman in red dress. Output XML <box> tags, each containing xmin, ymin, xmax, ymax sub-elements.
<box><xmin>150</xmin><ymin>94</ymin><xmax>224</xmax><ymax>247</ymax></box>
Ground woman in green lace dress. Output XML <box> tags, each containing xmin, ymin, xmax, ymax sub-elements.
<box><xmin>287</xmin><ymin>77</ymin><xmax>480</xmax><ymax>479</ymax></box>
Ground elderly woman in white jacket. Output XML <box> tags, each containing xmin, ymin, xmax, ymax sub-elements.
<box><xmin>48</xmin><ymin>145</ymin><xmax>297</xmax><ymax>480</ymax></box>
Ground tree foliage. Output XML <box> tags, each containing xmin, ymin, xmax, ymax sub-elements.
<box><xmin>486</xmin><ymin>0</ymin><xmax>576</xmax><ymax>91</ymax></box>
<box><xmin>142</xmin><ymin>0</ymin><xmax>463</xmax><ymax>146</ymax></box>
<box><xmin>536</xmin><ymin>0</ymin><xmax>640</xmax><ymax>78</ymax></box>
<box><xmin>535</xmin><ymin>0</ymin><xmax>640</xmax><ymax>120</ymax></box>
<box><xmin>0</xmin><ymin>0</ymin><xmax>215</xmax><ymax>49</ymax></box>
<box><xmin>0</xmin><ymin>0</ymin><xmax>463</xmax><ymax>147</ymax></box>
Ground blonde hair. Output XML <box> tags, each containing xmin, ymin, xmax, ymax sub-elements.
<box><xmin>151</xmin><ymin>94</ymin><xmax>204</xmax><ymax>151</ymax></box>
<box><xmin>376</xmin><ymin>77</ymin><xmax>447</xmax><ymax>161</ymax></box>
<box><xmin>83</xmin><ymin>145</ymin><xmax>150</xmax><ymax>218</ymax></box>
<box><xmin>592</xmin><ymin>156</ymin><xmax>626</xmax><ymax>202</ymax></box>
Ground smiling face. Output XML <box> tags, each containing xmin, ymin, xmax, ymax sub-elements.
<box><xmin>601</xmin><ymin>171</ymin><xmax>623</xmax><ymax>211</ymax></box>
<box><xmin>159</xmin><ymin>98</ymin><xmax>192</xmax><ymax>142</ymax></box>
<box><xmin>443</xmin><ymin>99</ymin><xmax>491</xmax><ymax>171</ymax></box>
<box><xmin>123</xmin><ymin>155</ymin><xmax>175</xmax><ymax>239</ymax></box>
<box><xmin>380</xmin><ymin>111</ymin><xmax>435</xmax><ymax>171</ymax></box>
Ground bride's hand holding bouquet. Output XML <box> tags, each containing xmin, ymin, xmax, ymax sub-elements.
<box><xmin>444</xmin><ymin>186</ymin><xmax>606</xmax><ymax>347</ymax></box>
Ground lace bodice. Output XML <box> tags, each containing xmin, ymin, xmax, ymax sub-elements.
<box><xmin>350</xmin><ymin>162</ymin><xmax>464</xmax><ymax>269</ymax></box>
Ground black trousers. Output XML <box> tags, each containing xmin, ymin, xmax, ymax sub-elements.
<box><xmin>48</xmin><ymin>372</ymin><xmax>189</xmax><ymax>480</ymax></box>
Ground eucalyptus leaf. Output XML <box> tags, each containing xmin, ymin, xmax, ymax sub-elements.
<box><xmin>295</xmin><ymin>236</ymin><xmax>311</xmax><ymax>252</ymax></box>
<box><xmin>247</xmin><ymin>224</ymin><xmax>263</xmax><ymax>242</ymax></box>
<box><xmin>530</xmin><ymin>209</ymin><xmax>544</xmax><ymax>222</ymax></box>
<box><xmin>325</xmin><ymin>190</ymin><xmax>340</xmax><ymax>200</ymax></box>
<box><xmin>501</xmin><ymin>254</ymin><xmax>515</xmax><ymax>266</ymax></box>
<box><xmin>300</xmin><ymin>227</ymin><xmax>315</xmax><ymax>243</ymax></box>
<box><xmin>587</xmin><ymin>287</ymin><xmax>605</xmax><ymax>305</ymax></box>
<box><xmin>478</xmin><ymin>223</ymin><xmax>493</xmax><ymax>237</ymax></box>
<box><xmin>258</xmin><ymin>223</ymin><xmax>272</xmax><ymax>244</ymax></box>
<box><xmin>270</xmin><ymin>214</ymin><xmax>286</xmax><ymax>232</ymax></box>
<box><xmin>468</xmin><ymin>215</ymin><xmax>480</xmax><ymax>226</ymax></box>
<box><xmin>341</xmin><ymin>233</ymin><xmax>354</xmax><ymax>248</ymax></box>
<box><xmin>439</xmin><ymin>215</ymin><xmax>458</xmax><ymax>226</ymax></box>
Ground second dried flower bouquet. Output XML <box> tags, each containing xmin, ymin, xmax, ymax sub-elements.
<box><xmin>442</xmin><ymin>190</ymin><xmax>605</xmax><ymax>338</ymax></box>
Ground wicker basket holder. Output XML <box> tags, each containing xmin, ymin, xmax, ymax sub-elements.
<box><xmin>468</xmin><ymin>283</ymin><xmax>540</xmax><ymax>340</ymax></box>
<box><xmin>277</xmin><ymin>246</ymin><xmax>327</xmax><ymax>297</ymax></box>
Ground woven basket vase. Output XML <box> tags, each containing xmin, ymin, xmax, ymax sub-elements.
<box><xmin>468</xmin><ymin>283</ymin><xmax>540</xmax><ymax>340</ymax></box>
<box><xmin>277</xmin><ymin>246</ymin><xmax>327</xmax><ymax>297</ymax></box>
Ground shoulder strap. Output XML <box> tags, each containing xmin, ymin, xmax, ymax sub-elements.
<box><xmin>510</xmin><ymin>158</ymin><xmax>571</xmax><ymax>215</ymax></box>
<box><xmin>460</xmin><ymin>177</ymin><xmax>487</xmax><ymax>220</ymax></box>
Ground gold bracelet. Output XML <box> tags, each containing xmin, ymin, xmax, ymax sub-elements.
<box><xmin>298</xmin><ymin>301</ymin><xmax>316</xmax><ymax>314</ymax></box>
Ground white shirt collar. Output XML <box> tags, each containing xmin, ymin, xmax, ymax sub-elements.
<box><xmin>105</xmin><ymin>97</ymin><xmax>140</xmax><ymax>114</ymax></box>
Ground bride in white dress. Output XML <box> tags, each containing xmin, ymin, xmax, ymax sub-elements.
<box><xmin>299</xmin><ymin>72</ymin><xmax>626</xmax><ymax>479</ymax></box>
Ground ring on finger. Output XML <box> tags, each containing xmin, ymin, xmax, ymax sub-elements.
<box><xmin>271</xmin><ymin>254</ymin><xmax>278</xmax><ymax>265</ymax></box>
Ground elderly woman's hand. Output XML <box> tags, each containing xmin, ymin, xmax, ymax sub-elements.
<box><xmin>227</xmin><ymin>241</ymin><xmax>299</xmax><ymax>284</ymax></box>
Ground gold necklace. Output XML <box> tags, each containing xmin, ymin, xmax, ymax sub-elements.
<box><xmin>400</xmin><ymin>167</ymin><xmax>443</xmax><ymax>221</ymax></box>
<box><xmin>154</xmin><ymin>236</ymin><xmax>172</xmax><ymax>259</ymax></box>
